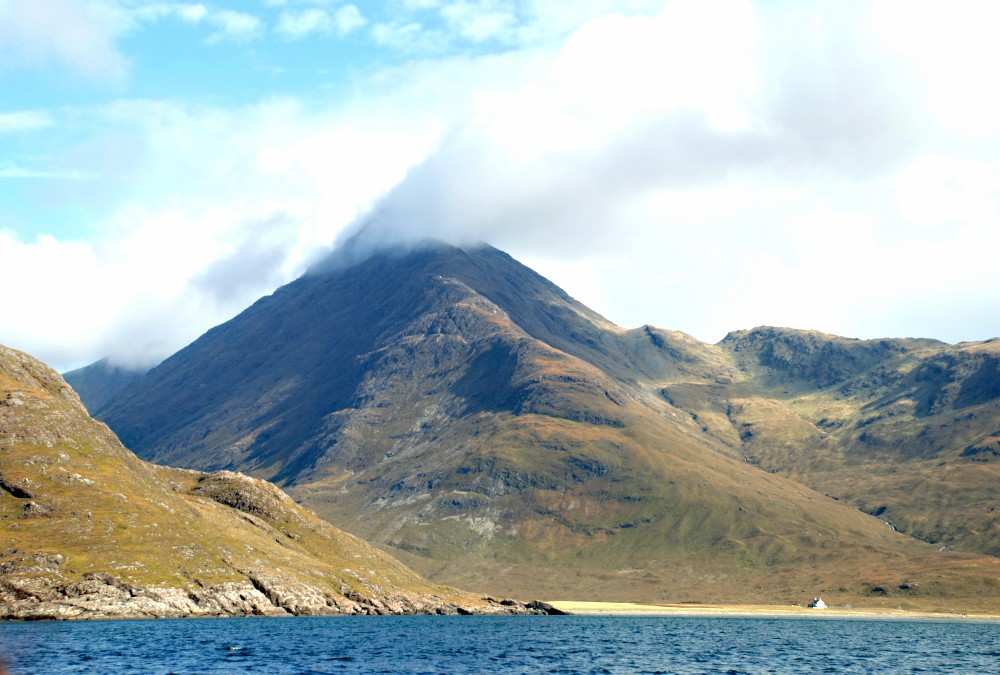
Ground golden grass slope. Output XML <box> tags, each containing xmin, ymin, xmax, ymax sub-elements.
<box><xmin>672</xmin><ymin>328</ymin><xmax>1000</xmax><ymax>557</ymax></box>
<box><xmin>0</xmin><ymin>344</ymin><xmax>525</xmax><ymax>619</ymax></box>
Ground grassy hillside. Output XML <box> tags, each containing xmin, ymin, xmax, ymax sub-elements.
<box><xmin>668</xmin><ymin>328</ymin><xmax>1000</xmax><ymax>556</ymax></box>
<box><xmin>1</xmin><ymin>344</ymin><xmax>528</xmax><ymax>619</ymax></box>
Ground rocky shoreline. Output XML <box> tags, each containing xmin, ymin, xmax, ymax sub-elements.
<box><xmin>1</xmin><ymin>555</ymin><xmax>561</xmax><ymax>621</ymax></box>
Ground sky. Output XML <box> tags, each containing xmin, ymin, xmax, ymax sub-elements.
<box><xmin>2</xmin><ymin>0</ymin><xmax>999</xmax><ymax>373</ymax></box>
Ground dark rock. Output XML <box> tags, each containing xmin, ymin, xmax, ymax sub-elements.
<box><xmin>526</xmin><ymin>600</ymin><xmax>568</xmax><ymax>615</ymax></box>
<box><xmin>0</xmin><ymin>476</ymin><xmax>34</xmax><ymax>499</ymax></box>
<box><xmin>22</xmin><ymin>501</ymin><xmax>52</xmax><ymax>518</ymax></box>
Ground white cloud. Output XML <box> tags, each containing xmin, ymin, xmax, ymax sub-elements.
<box><xmin>0</xmin><ymin>110</ymin><xmax>54</xmax><ymax>134</ymax></box>
<box><xmin>334</xmin><ymin>5</ymin><xmax>367</xmax><ymax>34</ymax></box>
<box><xmin>277</xmin><ymin>8</ymin><xmax>331</xmax><ymax>37</ymax></box>
<box><xmin>264</xmin><ymin>0</ymin><xmax>335</xmax><ymax>6</ymax></box>
<box><xmin>276</xmin><ymin>5</ymin><xmax>366</xmax><ymax>38</ymax></box>
<box><xmin>871</xmin><ymin>0</ymin><xmax>1000</xmax><ymax>136</ymax></box>
<box><xmin>342</xmin><ymin>0</ymin><xmax>1000</xmax><ymax>345</ymax></box>
<box><xmin>118</xmin><ymin>3</ymin><xmax>262</xmax><ymax>43</ymax></box>
<box><xmin>177</xmin><ymin>3</ymin><xmax>208</xmax><ymax>22</ymax></box>
<box><xmin>440</xmin><ymin>1</ymin><xmax>517</xmax><ymax>42</ymax></box>
<box><xmin>0</xmin><ymin>0</ymin><xmax>128</xmax><ymax>81</ymax></box>
<box><xmin>514</xmin><ymin>0</ymin><xmax>665</xmax><ymax>44</ymax></box>
<box><xmin>131</xmin><ymin>3</ymin><xmax>208</xmax><ymax>24</ymax></box>
<box><xmin>206</xmin><ymin>9</ymin><xmax>264</xmax><ymax>42</ymax></box>
<box><xmin>368</xmin><ymin>0</ymin><xmax>668</xmax><ymax>54</ymax></box>
<box><xmin>0</xmin><ymin>92</ymin><xmax>450</xmax><ymax>370</ymax></box>
<box><xmin>0</xmin><ymin>164</ymin><xmax>97</xmax><ymax>180</ymax></box>
<box><xmin>404</xmin><ymin>0</ymin><xmax>443</xmax><ymax>10</ymax></box>
<box><xmin>371</xmin><ymin>20</ymin><xmax>428</xmax><ymax>49</ymax></box>
<box><xmin>0</xmin><ymin>1</ymin><xmax>268</xmax><ymax>81</ymax></box>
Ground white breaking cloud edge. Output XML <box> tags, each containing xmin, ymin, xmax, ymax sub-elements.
<box><xmin>276</xmin><ymin>6</ymin><xmax>368</xmax><ymax>39</ymax></box>
<box><xmin>0</xmin><ymin>110</ymin><xmax>55</xmax><ymax>134</ymax></box>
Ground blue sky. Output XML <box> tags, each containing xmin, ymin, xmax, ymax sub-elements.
<box><xmin>2</xmin><ymin>0</ymin><xmax>1000</xmax><ymax>372</ymax></box>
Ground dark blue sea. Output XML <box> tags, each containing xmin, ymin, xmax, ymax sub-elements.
<box><xmin>1</xmin><ymin>615</ymin><xmax>998</xmax><ymax>674</ymax></box>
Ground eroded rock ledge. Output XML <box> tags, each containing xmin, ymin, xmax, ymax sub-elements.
<box><xmin>1</xmin><ymin>554</ymin><xmax>561</xmax><ymax>620</ymax></box>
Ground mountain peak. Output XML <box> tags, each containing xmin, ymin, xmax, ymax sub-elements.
<box><xmin>306</xmin><ymin>235</ymin><xmax>481</xmax><ymax>276</ymax></box>
<box><xmin>61</xmin><ymin>243</ymin><xmax>1000</xmax><ymax>608</ymax></box>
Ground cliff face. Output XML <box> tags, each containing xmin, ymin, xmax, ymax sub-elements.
<box><xmin>68</xmin><ymin>243</ymin><xmax>1000</xmax><ymax>609</ymax></box>
<box><xmin>0</xmin><ymin>344</ymin><xmax>549</xmax><ymax>620</ymax></box>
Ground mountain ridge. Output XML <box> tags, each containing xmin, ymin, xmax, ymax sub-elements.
<box><xmin>67</xmin><ymin>241</ymin><xmax>1000</xmax><ymax>608</ymax></box>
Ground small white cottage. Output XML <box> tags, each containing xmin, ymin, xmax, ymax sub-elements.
<box><xmin>807</xmin><ymin>597</ymin><xmax>827</xmax><ymax>609</ymax></box>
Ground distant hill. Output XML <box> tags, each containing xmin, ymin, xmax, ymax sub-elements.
<box><xmin>73</xmin><ymin>241</ymin><xmax>1000</xmax><ymax>609</ymax></box>
<box><xmin>704</xmin><ymin>327</ymin><xmax>1000</xmax><ymax>556</ymax></box>
<box><xmin>0</xmin><ymin>344</ymin><xmax>541</xmax><ymax>619</ymax></box>
<box><xmin>64</xmin><ymin>357</ymin><xmax>147</xmax><ymax>414</ymax></box>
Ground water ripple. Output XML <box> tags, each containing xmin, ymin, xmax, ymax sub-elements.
<box><xmin>1</xmin><ymin>615</ymin><xmax>998</xmax><ymax>674</ymax></box>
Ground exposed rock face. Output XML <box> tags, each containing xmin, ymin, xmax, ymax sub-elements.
<box><xmin>1</xmin><ymin>560</ymin><xmax>550</xmax><ymax>620</ymax></box>
<box><xmin>0</xmin><ymin>343</ymin><xmax>549</xmax><ymax>620</ymax></box>
<box><xmin>66</xmin><ymin>243</ymin><xmax>1000</xmax><ymax>609</ymax></box>
<box><xmin>1</xmin><ymin>557</ymin><xmax>283</xmax><ymax>620</ymax></box>
<box><xmin>191</xmin><ymin>471</ymin><xmax>296</xmax><ymax>520</ymax></box>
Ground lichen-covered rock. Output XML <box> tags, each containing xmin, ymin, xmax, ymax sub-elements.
<box><xmin>191</xmin><ymin>471</ymin><xmax>298</xmax><ymax>520</ymax></box>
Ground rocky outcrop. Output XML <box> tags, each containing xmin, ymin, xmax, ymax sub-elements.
<box><xmin>719</xmin><ymin>326</ymin><xmax>941</xmax><ymax>391</ymax></box>
<box><xmin>191</xmin><ymin>471</ymin><xmax>298</xmax><ymax>521</ymax></box>
<box><xmin>1</xmin><ymin>568</ymin><xmax>282</xmax><ymax>621</ymax></box>
<box><xmin>0</xmin><ymin>562</ymin><xmax>551</xmax><ymax>620</ymax></box>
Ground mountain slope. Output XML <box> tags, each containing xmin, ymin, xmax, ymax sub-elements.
<box><xmin>656</xmin><ymin>326</ymin><xmax>1000</xmax><ymax>557</ymax></box>
<box><xmin>713</xmin><ymin>328</ymin><xmax>1000</xmax><ymax>555</ymax></box>
<box><xmin>63</xmin><ymin>358</ymin><xmax>147</xmax><ymax>415</ymax></box>
<box><xmin>80</xmin><ymin>242</ymin><xmax>1000</xmax><ymax>609</ymax></box>
<box><xmin>0</xmin><ymin>344</ymin><xmax>540</xmax><ymax>619</ymax></box>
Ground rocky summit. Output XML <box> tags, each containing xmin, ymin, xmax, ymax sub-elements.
<box><xmin>70</xmin><ymin>241</ymin><xmax>1000</xmax><ymax>610</ymax></box>
<box><xmin>678</xmin><ymin>327</ymin><xmax>1000</xmax><ymax>558</ymax></box>
<box><xmin>0</xmin><ymin>344</ymin><xmax>552</xmax><ymax>620</ymax></box>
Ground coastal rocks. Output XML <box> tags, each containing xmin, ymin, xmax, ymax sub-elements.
<box><xmin>0</xmin><ymin>572</ymin><xmax>284</xmax><ymax>620</ymax></box>
<box><xmin>0</xmin><ymin>555</ymin><xmax>553</xmax><ymax>621</ymax></box>
<box><xmin>474</xmin><ymin>598</ymin><xmax>567</xmax><ymax>615</ymax></box>
<box><xmin>0</xmin><ymin>569</ymin><xmax>553</xmax><ymax>620</ymax></box>
<box><xmin>0</xmin><ymin>555</ymin><xmax>282</xmax><ymax>619</ymax></box>
<box><xmin>245</xmin><ymin>570</ymin><xmax>339</xmax><ymax>616</ymax></box>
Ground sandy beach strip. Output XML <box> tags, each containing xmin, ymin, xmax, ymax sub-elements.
<box><xmin>545</xmin><ymin>601</ymin><xmax>1000</xmax><ymax>622</ymax></box>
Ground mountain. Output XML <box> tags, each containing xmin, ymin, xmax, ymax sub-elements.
<box><xmin>0</xmin><ymin>344</ymin><xmax>547</xmax><ymax>619</ymax></box>
<box><xmin>64</xmin><ymin>357</ymin><xmax>147</xmax><ymax>414</ymax></box>
<box><xmin>77</xmin><ymin>242</ymin><xmax>1000</xmax><ymax>610</ymax></box>
<box><xmin>682</xmin><ymin>327</ymin><xmax>1000</xmax><ymax>556</ymax></box>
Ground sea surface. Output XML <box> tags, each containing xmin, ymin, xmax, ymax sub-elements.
<box><xmin>1</xmin><ymin>615</ymin><xmax>998</xmax><ymax>674</ymax></box>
